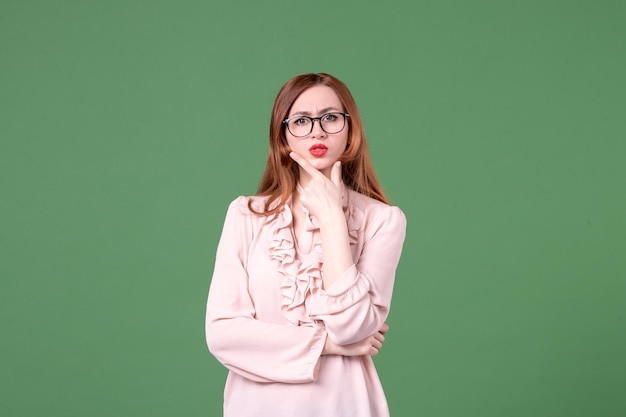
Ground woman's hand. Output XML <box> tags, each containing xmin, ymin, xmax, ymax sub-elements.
<box><xmin>289</xmin><ymin>151</ymin><xmax>352</xmax><ymax>289</ymax></box>
<box><xmin>322</xmin><ymin>323</ymin><xmax>390</xmax><ymax>357</ymax></box>
<box><xmin>289</xmin><ymin>151</ymin><xmax>343</xmax><ymax>220</ymax></box>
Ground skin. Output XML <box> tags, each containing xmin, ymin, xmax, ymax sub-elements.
<box><xmin>286</xmin><ymin>86</ymin><xmax>388</xmax><ymax>357</ymax></box>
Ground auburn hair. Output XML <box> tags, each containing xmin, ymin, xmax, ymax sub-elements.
<box><xmin>251</xmin><ymin>73</ymin><xmax>389</xmax><ymax>215</ymax></box>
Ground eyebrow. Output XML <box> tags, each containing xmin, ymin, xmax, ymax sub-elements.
<box><xmin>290</xmin><ymin>107</ymin><xmax>342</xmax><ymax>116</ymax></box>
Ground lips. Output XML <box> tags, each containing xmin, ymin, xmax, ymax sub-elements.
<box><xmin>309</xmin><ymin>143</ymin><xmax>328</xmax><ymax>157</ymax></box>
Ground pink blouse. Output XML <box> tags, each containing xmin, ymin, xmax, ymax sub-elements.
<box><xmin>205</xmin><ymin>186</ymin><xmax>406</xmax><ymax>417</ymax></box>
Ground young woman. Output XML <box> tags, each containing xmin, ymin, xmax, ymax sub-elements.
<box><xmin>205</xmin><ymin>73</ymin><xmax>406</xmax><ymax>416</ymax></box>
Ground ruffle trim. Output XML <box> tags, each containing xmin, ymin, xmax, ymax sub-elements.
<box><xmin>266</xmin><ymin>185</ymin><xmax>364</xmax><ymax>326</ymax></box>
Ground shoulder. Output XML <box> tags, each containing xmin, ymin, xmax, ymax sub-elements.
<box><xmin>226</xmin><ymin>195</ymin><xmax>271</xmax><ymax>216</ymax></box>
<box><xmin>220</xmin><ymin>195</ymin><xmax>275</xmax><ymax>239</ymax></box>
<box><xmin>347</xmin><ymin>189</ymin><xmax>406</xmax><ymax>228</ymax></box>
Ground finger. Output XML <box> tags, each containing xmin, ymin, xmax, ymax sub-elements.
<box><xmin>331</xmin><ymin>160</ymin><xmax>342</xmax><ymax>188</ymax></box>
<box><xmin>372</xmin><ymin>339</ymin><xmax>383</xmax><ymax>349</ymax></box>
<box><xmin>380</xmin><ymin>323</ymin><xmax>389</xmax><ymax>334</ymax></box>
<box><xmin>289</xmin><ymin>152</ymin><xmax>325</xmax><ymax>178</ymax></box>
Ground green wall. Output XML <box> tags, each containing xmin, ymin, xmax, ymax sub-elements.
<box><xmin>1</xmin><ymin>1</ymin><xmax>624</xmax><ymax>416</ymax></box>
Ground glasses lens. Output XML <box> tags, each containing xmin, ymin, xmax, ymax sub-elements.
<box><xmin>320</xmin><ymin>113</ymin><xmax>346</xmax><ymax>134</ymax></box>
<box><xmin>288</xmin><ymin>117</ymin><xmax>312</xmax><ymax>137</ymax></box>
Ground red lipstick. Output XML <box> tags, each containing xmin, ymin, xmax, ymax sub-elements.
<box><xmin>309</xmin><ymin>143</ymin><xmax>328</xmax><ymax>157</ymax></box>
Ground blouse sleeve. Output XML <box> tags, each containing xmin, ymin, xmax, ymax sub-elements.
<box><xmin>306</xmin><ymin>204</ymin><xmax>406</xmax><ymax>345</ymax></box>
<box><xmin>205</xmin><ymin>197</ymin><xmax>327</xmax><ymax>384</ymax></box>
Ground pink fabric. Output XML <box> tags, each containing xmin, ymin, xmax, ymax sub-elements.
<box><xmin>206</xmin><ymin>187</ymin><xmax>406</xmax><ymax>417</ymax></box>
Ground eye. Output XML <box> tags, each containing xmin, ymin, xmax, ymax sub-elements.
<box><xmin>323</xmin><ymin>113</ymin><xmax>339</xmax><ymax>122</ymax></box>
<box><xmin>292</xmin><ymin>117</ymin><xmax>310</xmax><ymax>126</ymax></box>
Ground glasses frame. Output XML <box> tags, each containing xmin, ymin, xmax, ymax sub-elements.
<box><xmin>282</xmin><ymin>112</ymin><xmax>350</xmax><ymax>138</ymax></box>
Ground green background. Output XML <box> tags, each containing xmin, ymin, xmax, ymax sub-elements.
<box><xmin>1</xmin><ymin>0</ymin><xmax>624</xmax><ymax>416</ymax></box>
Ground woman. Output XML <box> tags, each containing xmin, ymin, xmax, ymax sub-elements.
<box><xmin>205</xmin><ymin>73</ymin><xmax>406</xmax><ymax>416</ymax></box>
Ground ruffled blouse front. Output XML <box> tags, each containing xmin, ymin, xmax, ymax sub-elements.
<box><xmin>267</xmin><ymin>187</ymin><xmax>364</xmax><ymax>327</ymax></box>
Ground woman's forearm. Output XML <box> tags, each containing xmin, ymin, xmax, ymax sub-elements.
<box><xmin>318</xmin><ymin>207</ymin><xmax>354</xmax><ymax>290</ymax></box>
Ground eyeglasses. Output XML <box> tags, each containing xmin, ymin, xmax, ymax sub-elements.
<box><xmin>283</xmin><ymin>112</ymin><xmax>350</xmax><ymax>138</ymax></box>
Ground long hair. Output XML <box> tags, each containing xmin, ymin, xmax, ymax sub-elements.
<box><xmin>251</xmin><ymin>73</ymin><xmax>389</xmax><ymax>215</ymax></box>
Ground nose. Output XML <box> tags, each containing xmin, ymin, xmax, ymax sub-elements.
<box><xmin>310</xmin><ymin>118</ymin><xmax>326</xmax><ymax>138</ymax></box>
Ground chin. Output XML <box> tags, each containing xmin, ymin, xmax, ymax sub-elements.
<box><xmin>308</xmin><ymin>160</ymin><xmax>334</xmax><ymax>172</ymax></box>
